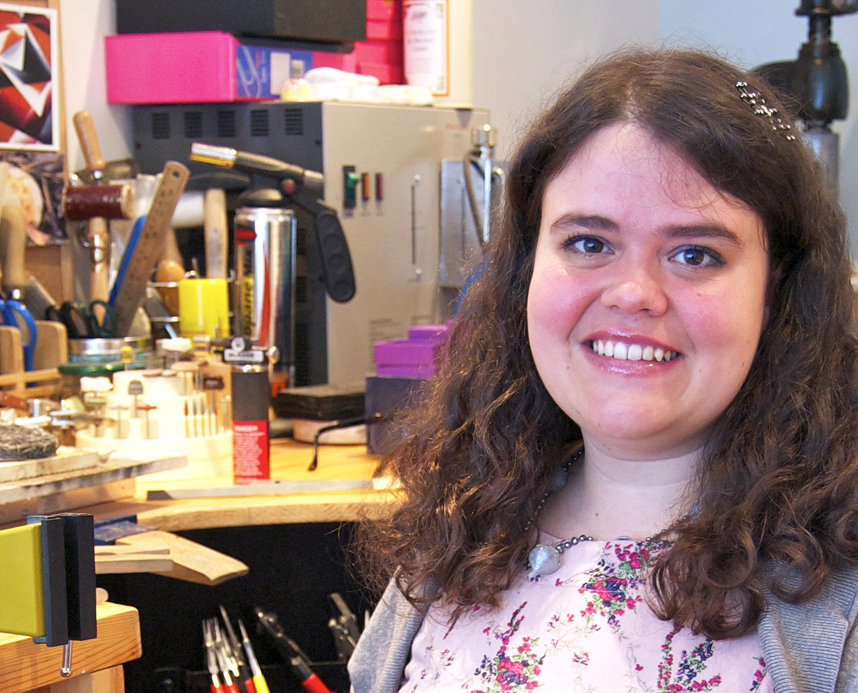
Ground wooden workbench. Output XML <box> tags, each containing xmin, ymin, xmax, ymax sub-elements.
<box><xmin>0</xmin><ymin>439</ymin><xmax>393</xmax><ymax>691</ymax></box>
<box><xmin>84</xmin><ymin>437</ymin><xmax>395</xmax><ymax>532</ymax></box>
<box><xmin>0</xmin><ymin>602</ymin><xmax>140</xmax><ymax>693</ymax></box>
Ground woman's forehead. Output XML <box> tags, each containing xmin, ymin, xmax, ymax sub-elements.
<box><xmin>545</xmin><ymin>123</ymin><xmax>763</xmax><ymax>229</ymax></box>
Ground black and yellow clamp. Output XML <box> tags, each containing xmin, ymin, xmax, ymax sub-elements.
<box><xmin>0</xmin><ymin>513</ymin><xmax>97</xmax><ymax>677</ymax></box>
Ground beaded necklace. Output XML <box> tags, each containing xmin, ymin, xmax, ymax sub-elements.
<box><xmin>525</xmin><ymin>447</ymin><xmax>673</xmax><ymax>579</ymax></box>
<box><xmin>527</xmin><ymin>447</ymin><xmax>591</xmax><ymax>579</ymax></box>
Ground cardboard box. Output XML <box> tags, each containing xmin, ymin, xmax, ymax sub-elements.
<box><xmin>106</xmin><ymin>32</ymin><xmax>313</xmax><ymax>104</ymax></box>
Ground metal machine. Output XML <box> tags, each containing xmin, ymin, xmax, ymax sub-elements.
<box><xmin>755</xmin><ymin>0</ymin><xmax>858</xmax><ymax>196</ymax></box>
<box><xmin>132</xmin><ymin>101</ymin><xmax>490</xmax><ymax>387</ymax></box>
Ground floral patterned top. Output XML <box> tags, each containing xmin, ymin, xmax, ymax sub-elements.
<box><xmin>399</xmin><ymin>536</ymin><xmax>772</xmax><ymax>693</ymax></box>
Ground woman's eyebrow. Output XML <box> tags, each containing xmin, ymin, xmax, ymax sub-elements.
<box><xmin>548</xmin><ymin>213</ymin><xmax>618</xmax><ymax>232</ymax></box>
<box><xmin>667</xmin><ymin>225</ymin><xmax>742</xmax><ymax>245</ymax></box>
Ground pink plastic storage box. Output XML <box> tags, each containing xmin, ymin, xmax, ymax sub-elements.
<box><xmin>105</xmin><ymin>31</ymin><xmax>308</xmax><ymax>104</ymax></box>
<box><xmin>374</xmin><ymin>338</ymin><xmax>445</xmax><ymax>367</ymax></box>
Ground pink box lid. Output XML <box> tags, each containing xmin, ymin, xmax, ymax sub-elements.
<box><xmin>376</xmin><ymin>363</ymin><xmax>436</xmax><ymax>379</ymax></box>
<box><xmin>407</xmin><ymin>324</ymin><xmax>451</xmax><ymax>342</ymax></box>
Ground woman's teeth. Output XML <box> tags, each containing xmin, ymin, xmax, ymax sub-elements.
<box><xmin>590</xmin><ymin>340</ymin><xmax>678</xmax><ymax>362</ymax></box>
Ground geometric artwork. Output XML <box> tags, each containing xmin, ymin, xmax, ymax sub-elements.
<box><xmin>0</xmin><ymin>4</ymin><xmax>58</xmax><ymax>150</ymax></box>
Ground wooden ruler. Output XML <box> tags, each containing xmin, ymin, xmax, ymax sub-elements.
<box><xmin>111</xmin><ymin>161</ymin><xmax>189</xmax><ymax>337</ymax></box>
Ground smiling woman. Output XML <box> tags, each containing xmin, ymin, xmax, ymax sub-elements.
<box><xmin>528</xmin><ymin>122</ymin><xmax>769</xmax><ymax>462</ymax></box>
<box><xmin>352</xmin><ymin>49</ymin><xmax>858</xmax><ymax>693</ymax></box>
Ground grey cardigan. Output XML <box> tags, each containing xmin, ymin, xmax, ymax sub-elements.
<box><xmin>349</xmin><ymin>565</ymin><xmax>858</xmax><ymax>693</ymax></box>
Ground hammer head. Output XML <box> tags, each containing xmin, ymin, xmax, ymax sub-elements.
<box><xmin>62</xmin><ymin>184</ymin><xmax>135</xmax><ymax>220</ymax></box>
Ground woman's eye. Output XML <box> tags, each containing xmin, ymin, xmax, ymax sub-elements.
<box><xmin>670</xmin><ymin>246</ymin><xmax>724</xmax><ymax>268</ymax></box>
<box><xmin>566</xmin><ymin>236</ymin><xmax>608</xmax><ymax>254</ymax></box>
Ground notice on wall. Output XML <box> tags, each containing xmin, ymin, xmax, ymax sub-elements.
<box><xmin>403</xmin><ymin>0</ymin><xmax>448</xmax><ymax>96</ymax></box>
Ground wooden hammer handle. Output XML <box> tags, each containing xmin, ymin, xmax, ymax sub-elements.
<box><xmin>73</xmin><ymin>110</ymin><xmax>106</xmax><ymax>173</ymax></box>
<box><xmin>0</xmin><ymin>205</ymin><xmax>27</xmax><ymax>290</ymax></box>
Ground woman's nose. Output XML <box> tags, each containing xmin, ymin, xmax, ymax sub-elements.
<box><xmin>600</xmin><ymin>264</ymin><xmax>669</xmax><ymax>316</ymax></box>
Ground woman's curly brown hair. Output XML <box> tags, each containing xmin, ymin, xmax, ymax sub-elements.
<box><xmin>357</xmin><ymin>48</ymin><xmax>858</xmax><ymax>639</ymax></box>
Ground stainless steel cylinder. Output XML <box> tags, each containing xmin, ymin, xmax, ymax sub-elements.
<box><xmin>232</xmin><ymin>206</ymin><xmax>296</xmax><ymax>381</ymax></box>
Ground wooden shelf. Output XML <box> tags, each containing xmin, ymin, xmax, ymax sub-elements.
<box><xmin>0</xmin><ymin>602</ymin><xmax>141</xmax><ymax>693</ymax></box>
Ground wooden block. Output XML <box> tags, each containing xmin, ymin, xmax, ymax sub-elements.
<box><xmin>115</xmin><ymin>530</ymin><xmax>248</xmax><ymax>585</ymax></box>
<box><xmin>25</xmin><ymin>242</ymin><xmax>75</xmax><ymax>304</ymax></box>
<box><xmin>33</xmin><ymin>320</ymin><xmax>68</xmax><ymax>371</ymax></box>
<box><xmin>0</xmin><ymin>448</ymin><xmax>100</xmax><ymax>484</ymax></box>
<box><xmin>95</xmin><ymin>538</ymin><xmax>173</xmax><ymax>575</ymax></box>
<box><xmin>45</xmin><ymin>665</ymin><xmax>126</xmax><ymax>693</ymax></box>
<box><xmin>94</xmin><ymin>541</ymin><xmax>169</xmax><ymax>556</ymax></box>
<box><xmin>0</xmin><ymin>325</ymin><xmax>24</xmax><ymax>375</ymax></box>
<box><xmin>0</xmin><ymin>602</ymin><xmax>140</xmax><ymax>693</ymax></box>
<box><xmin>94</xmin><ymin>553</ymin><xmax>174</xmax><ymax>575</ymax></box>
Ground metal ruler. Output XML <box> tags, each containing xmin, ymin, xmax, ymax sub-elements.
<box><xmin>145</xmin><ymin>477</ymin><xmax>379</xmax><ymax>499</ymax></box>
<box><xmin>111</xmin><ymin>161</ymin><xmax>190</xmax><ymax>337</ymax></box>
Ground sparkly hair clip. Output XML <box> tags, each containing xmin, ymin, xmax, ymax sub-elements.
<box><xmin>735</xmin><ymin>81</ymin><xmax>797</xmax><ymax>142</ymax></box>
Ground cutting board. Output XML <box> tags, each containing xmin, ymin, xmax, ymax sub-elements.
<box><xmin>0</xmin><ymin>446</ymin><xmax>100</xmax><ymax>484</ymax></box>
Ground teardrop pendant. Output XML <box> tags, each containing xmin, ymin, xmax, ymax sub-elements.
<box><xmin>527</xmin><ymin>543</ymin><xmax>561</xmax><ymax>579</ymax></box>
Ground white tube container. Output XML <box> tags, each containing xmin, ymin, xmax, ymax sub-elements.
<box><xmin>403</xmin><ymin>0</ymin><xmax>472</xmax><ymax>108</ymax></box>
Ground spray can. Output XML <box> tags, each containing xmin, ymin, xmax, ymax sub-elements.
<box><xmin>231</xmin><ymin>364</ymin><xmax>270</xmax><ymax>484</ymax></box>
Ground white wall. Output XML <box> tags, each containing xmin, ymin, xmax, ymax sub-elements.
<box><xmin>661</xmin><ymin>0</ymin><xmax>858</xmax><ymax>250</ymax></box>
<box><xmin>59</xmin><ymin>0</ymin><xmax>130</xmax><ymax>175</ymax></box>
<box><xmin>472</xmin><ymin>0</ymin><xmax>660</xmax><ymax>161</ymax></box>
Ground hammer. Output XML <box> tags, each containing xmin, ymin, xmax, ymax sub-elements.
<box><xmin>71</xmin><ymin>112</ymin><xmax>138</xmax><ymax>310</ymax></box>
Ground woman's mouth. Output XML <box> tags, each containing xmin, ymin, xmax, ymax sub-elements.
<box><xmin>589</xmin><ymin>339</ymin><xmax>679</xmax><ymax>363</ymax></box>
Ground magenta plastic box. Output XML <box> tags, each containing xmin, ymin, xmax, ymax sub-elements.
<box><xmin>373</xmin><ymin>323</ymin><xmax>453</xmax><ymax>378</ymax></box>
<box><xmin>105</xmin><ymin>31</ymin><xmax>306</xmax><ymax>104</ymax></box>
<box><xmin>374</xmin><ymin>339</ymin><xmax>444</xmax><ymax>366</ymax></box>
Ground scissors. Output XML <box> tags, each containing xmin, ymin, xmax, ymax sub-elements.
<box><xmin>45</xmin><ymin>300</ymin><xmax>117</xmax><ymax>339</ymax></box>
<box><xmin>0</xmin><ymin>295</ymin><xmax>36</xmax><ymax>370</ymax></box>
